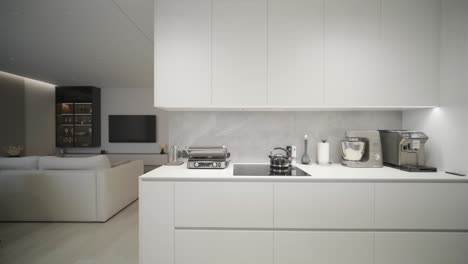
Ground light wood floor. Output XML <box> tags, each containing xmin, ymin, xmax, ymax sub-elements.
<box><xmin>0</xmin><ymin>201</ymin><xmax>139</xmax><ymax>264</ymax></box>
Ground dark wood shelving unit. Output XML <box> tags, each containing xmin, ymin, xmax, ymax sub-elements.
<box><xmin>55</xmin><ymin>86</ymin><xmax>101</xmax><ymax>148</ymax></box>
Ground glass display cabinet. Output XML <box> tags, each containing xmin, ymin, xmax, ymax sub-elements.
<box><xmin>56</xmin><ymin>87</ymin><xmax>101</xmax><ymax>148</ymax></box>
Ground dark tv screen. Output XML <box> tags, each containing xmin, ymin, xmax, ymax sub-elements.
<box><xmin>109</xmin><ymin>115</ymin><xmax>156</xmax><ymax>143</ymax></box>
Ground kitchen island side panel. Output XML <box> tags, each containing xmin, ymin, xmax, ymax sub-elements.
<box><xmin>140</xmin><ymin>181</ymin><xmax>174</xmax><ymax>264</ymax></box>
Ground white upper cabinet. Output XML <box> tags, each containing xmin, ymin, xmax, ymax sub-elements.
<box><xmin>154</xmin><ymin>0</ymin><xmax>441</xmax><ymax>109</ymax></box>
<box><xmin>212</xmin><ymin>0</ymin><xmax>268</xmax><ymax>106</ymax></box>
<box><xmin>268</xmin><ymin>0</ymin><xmax>324</xmax><ymax>106</ymax></box>
<box><xmin>324</xmin><ymin>0</ymin><xmax>381</xmax><ymax>106</ymax></box>
<box><xmin>381</xmin><ymin>0</ymin><xmax>440</xmax><ymax>107</ymax></box>
<box><xmin>155</xmin><ymin>0</ymin><xmax>212</xmax><ymax>108</ymax></box>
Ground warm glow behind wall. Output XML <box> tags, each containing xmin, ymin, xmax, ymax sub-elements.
<box><xmin>0</xmin><ymin>71</ymin><xmax>56</xmax><ymax>87</ymax></box>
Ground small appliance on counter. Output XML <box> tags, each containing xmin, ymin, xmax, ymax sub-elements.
<box><xmin>341</xmin><ymin>131</ymin><xmax>383</xmax><ymax>168</ymax></box>
<box><xmin>187</xmin><ymin>146</ymin><xmax>230</xmax><ymax>169</ymax></box>
<box><xmin>379</xmin><ymin>130</ymin><xmax>437</xmax><ymax>172</ymax></box>
<box><xmin>268</xmin><ymin>147</ymin><xmax>292</xmax><ymax>173</ymax></box>
<box><xmin>166</xmin><ymin>145</ymin><xmax>184</xmax><ymax>166</ymax></box>
<box><xmin>236</xmin><ymin>147</ymin><xmax>309</xmax><ymax>176</ymax></box>
<box><xmin>286</xmin><ymin>145</ymin><xmax>297</xmax><ymax>165</ymax></box>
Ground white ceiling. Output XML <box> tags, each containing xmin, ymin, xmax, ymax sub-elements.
<box><xmin>0</xmin><ymin>0</ymin><xmax>154</xmax><ymax>88</ymax></box>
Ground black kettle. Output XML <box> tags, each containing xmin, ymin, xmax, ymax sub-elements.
<box><xmin>268</xmin><ymin>147</ymin><xmax>292</xmax><ymax>170</ymax></box>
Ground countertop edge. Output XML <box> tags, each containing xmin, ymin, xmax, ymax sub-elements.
<box><xmin>139</xmin><ymin>176</ymin><xmax>468</xmax><ymax>183</ymax></box>
<box><xmin>139</xmin><ymin>163</ymin><xmax>468</xmax><ymax>183</ymax></box>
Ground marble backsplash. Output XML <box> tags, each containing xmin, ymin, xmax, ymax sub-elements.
<box><xmin>168</xmin><ymin>111</ymin><xmax>402</xmax><ymax>163</ymax></box>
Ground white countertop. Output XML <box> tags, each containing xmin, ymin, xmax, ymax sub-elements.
<box><xmin>140</xmin><ymin>162</ymin><xmax>468</xmax><ymax>182</ymax></box>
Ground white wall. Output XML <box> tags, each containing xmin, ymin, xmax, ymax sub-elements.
<box><xmin>403</xmin><ymin>0</ymin><xmax>468</xmax><ymax>174</ymax></box>
<box><xmin>66</xmin><ymin>87</ymin><xmax>169</xmax><ymax>154</ymax></box>
<box><xmin>100</xmin><ymin>87</ymin><xmax>169</xmax><ymax>153</ymax></box>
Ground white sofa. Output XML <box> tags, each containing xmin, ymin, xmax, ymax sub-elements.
<box><xmin>0</xmin><ymin>155</ymin><xmax>143</xmax><ymax>222</ymax></box>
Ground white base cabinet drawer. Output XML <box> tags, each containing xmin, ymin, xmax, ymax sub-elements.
<box><xmin>274</xmin><ymin>183</ymin><xmax>374</xmax><ymax>228</ymax></box>
<box><xmin>375</xmin><ymin>183</ymin><xmax>467</xmax><ymax>229</ymax></box>
<box><xmin>275</xmin><ymin>231</ymin><xmax>373</xmax><ymax>264</ymax></box>
<box><xmin>375</xmin><ymin>232</ymin><xmax>467</xmax><ymax>264</ymax></box>
<box><xmin>175</xmin><ymin>182</ymin><xmax>273</xmax><ymax>228</ymax></box>
<box><xmin>175</xmin><ymin>230</ymin><xmax>273</xmax><ymax>264</ymax></box>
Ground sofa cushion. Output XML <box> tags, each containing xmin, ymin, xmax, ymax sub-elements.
<box><xmin>0</xmin><ymin>156</ymin><xmax>39</xmax><ymax>170</ymax></box>
<box><xmin>39</xmin><ymin>155</ymin><xmax>111</xmax><ymax>170</ymax></box>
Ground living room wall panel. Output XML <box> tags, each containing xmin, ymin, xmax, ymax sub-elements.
<box><xmin>0</xmin><ymin>72</ymin><xmax>55</xmax><ymax>157</ymax></box>
<box><xmin>0</xmin><ymin>72</ymin><xmax>25</xmax><ymax>156</ymax></box>
<box><xmin>24</xmin><ymin>78</ymin><xmax>55</xmax><ymax>156</ymax></box>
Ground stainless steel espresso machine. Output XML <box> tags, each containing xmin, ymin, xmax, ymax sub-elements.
<box><xmin>379</xmin><ymin>130</ymin><xmax>437</xmax><ymax>172</ymax></box>
<box><xmin>341</xmin><ymin>131</ymin><xmax>383</xmax><ymax>168</ymax></box>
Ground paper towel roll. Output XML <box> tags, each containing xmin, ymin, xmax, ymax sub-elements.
<box><xmin>317</xmin><ymin>140</ymin><xmax>330</xmax><ymax>165</ymax></box>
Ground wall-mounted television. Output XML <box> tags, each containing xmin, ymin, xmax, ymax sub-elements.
<box><xmin>109</xmin><ymin>115</ymin><xmax>156</xmax><ymax>143</ymax></box>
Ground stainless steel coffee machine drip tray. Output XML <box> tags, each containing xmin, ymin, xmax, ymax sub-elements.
<box><xmin>386</xmin><ymin>163</ymin><xmax>438</xmax><ymax>173</ymax></box>
<box><xmin>233</xmin><ymin>164</ymin><xmax>311</xmax><ymax>177</ymax></box>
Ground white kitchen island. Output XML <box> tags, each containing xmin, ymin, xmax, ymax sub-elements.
<box><xmin>140</xmin><ymin>163</ymin><xmax>468</xmax><ymax>264</ymax></box>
